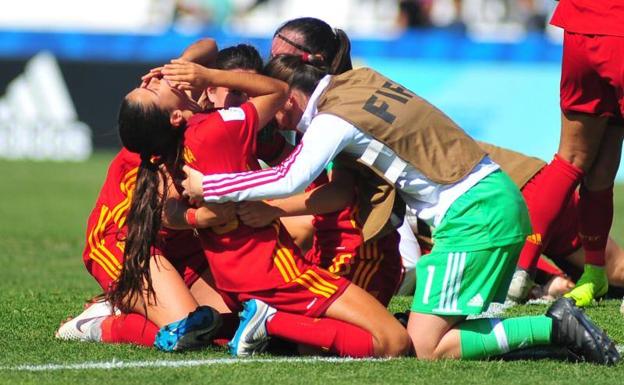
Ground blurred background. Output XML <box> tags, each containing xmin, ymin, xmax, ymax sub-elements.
<box><xmin>1</xmin><ymin>0</ymin><xmax>607</xmax><ymax>177</ymax></box>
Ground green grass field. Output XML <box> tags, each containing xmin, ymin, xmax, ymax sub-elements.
<box><xmin>1</xmin><ymin>153</ymin><xmax>624</xmax><ymax>385</ymax></box>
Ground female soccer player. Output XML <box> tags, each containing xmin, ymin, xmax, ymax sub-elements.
<box><xmin>263</xmin><ymin>17</ymin><xmax>408</xmax><ymax>305</ymax></box>
<box><xmin>477</xmin><ymin>142</ymin><xmax>624</xmax><ymax>302</ymax></box>
<box><xmin>407</xmin><ymin>142</ymin><xmax>624</xmax><ymax>302</ymax></box>
<box><xmin>236</xmin><ymin>161</ymin><xmax>403</xmax><ymax>307</ymax></box>
<box><xmin>175</xmin><ymin>55</ymin><xmax>619</xmax><ymax>364</ymax></box>
<box><xmin>512</xmin><ymin>0</ymin><xmax>624</xmax><ymax>307</ymax></box>
<box><xmin>56</xmin><ymin>42</ymin><xmax>266</xmax><ymax>351</ymax></box>
<box><xmin>115</xmin><ymin>59</ymin><xmax>411</xmax><ymax>358</ymax></box>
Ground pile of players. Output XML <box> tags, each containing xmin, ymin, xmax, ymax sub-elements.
<box><xmin>56</xmin><ymin>1</ymin><xmax>624</xmax><ymax>365</ymax></box>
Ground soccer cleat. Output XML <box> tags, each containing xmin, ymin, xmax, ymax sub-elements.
<box><xmin>564</xmin><ymin>265</ymin><xmax>608</xmax><ymax>307</ymax></box>
<box><xmin>228</xmin><ymin>299</ymin><xmax>276</xmax><ymax>357</ymax></box>
<box><xmin>497</xmin><ymin>345</ymin><xmax>582</xmax><ymax>362</ymax></box>
<box><xmin>506</xmin><ymin>268</ymin><xmax>535</xmax><ymax>303</ymax></box>
<box><xmin>154</xmin><ymin>306</ymin><xmax>223</xmax><ymax>352</ymax></box>
<box><xmin>546</xmin><ymin>297</ymin><xmax>620</xmax><ymax>365</ymax></box>
<box><xmin>55</xmin><ymin>299</ymin><xmax>115</xmax><ymax>341</ymax></box>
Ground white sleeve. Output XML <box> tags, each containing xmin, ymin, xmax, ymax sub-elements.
<box><xmin>201</xmin><ymin>114</ymin><xmax>358</xmax><ymax>202</ymax></box>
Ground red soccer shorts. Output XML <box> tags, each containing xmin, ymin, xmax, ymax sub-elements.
<box><xmin>560</xmin><ymin>31</ymin><xmax>624</xmax><ymax>120</ymax></box>
<box><xmin>85</xmin><ymin>232</ymin><xmax>208</xmax><ymax>292</ymax></box>
<box><xmin>305</xmin><ymin>231</ymin><xmax>402</xmax><ymax>307</ymax></box>
<box><xmin>220</xmin><ymin>265</ymin><xmax>350</xmax><ymax>318</ymax></box>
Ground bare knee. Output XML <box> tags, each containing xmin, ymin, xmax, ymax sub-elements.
<box><xmin>406</xmin><ymin>312</ymin><xmax>462</xmax><ymax>360</ymax></box>
<box><xmin>606</xmin><ymin>267</ymin><xmax>624</xmax><ymax>286</ymax></box>
<box><xmin>605</xmin><ymin>239</ymin><xmax>624</xmax><ymax>286</ymax></box>
<box><xmin>606</xmin><ymin>260</ymin><xmax>624</xmax><ymax>286</ymax></box>
<box><xmin>407</xmin><ymin>322</ymin><xmax>442</xmax><ymax>360</ymax></box>
<box><xmin>371</xmin><ymin>324</ymin><xmax>411</xmax><ymax>357</ymax></box>
<box><xmin>558</xmin><ymin>112</ymin><xmax>608</xmax><ymax>172</ymax></box>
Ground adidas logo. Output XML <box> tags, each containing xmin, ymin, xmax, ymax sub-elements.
<box><xmin>467</xmin><ymin>294</ymin><xmax>484</xmax><ymax>308</ymax></box>
<box><xmin>526</xmin><ymin>233</ymin><xmax>542</xmax><ymax>245</ymax></box>
<box><xmin>0</xmin><ymin>52</ymin><xmax>92</xmax><ymax>161</ymax></box>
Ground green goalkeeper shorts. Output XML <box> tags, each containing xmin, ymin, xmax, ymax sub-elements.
<box><xmin>411</xmin><ymin>170</ymin><xmax>531</xmax><ymax>315</ymax></box>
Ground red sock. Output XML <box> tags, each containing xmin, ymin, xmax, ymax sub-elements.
<box><xmin>578</xmin><ymin>185</ymin><xmax>613</xmax><ymax>266</ymax></box>
<box><xmin>266</xmin><ymin>312</ymin><xmax>374</xmax><ymax>357</ymax></box>
<box><xmin>536</xmin><ymin>256</ymin><xmax>564</xmax><ymax>277</ymax></box>
<box><xmin>517</xmin><ymin>155</ymin><xmax>584</xmax><ymax>272</ymax></box>
<box><xmin>101</xmin><ymin>313</ymin><xmax>158</xmax><ymax>347</ymax></box>
<box><xmin>212</xmin><ymin>312</ymin><xmax>239</xmax><ymax>347</ymax></box>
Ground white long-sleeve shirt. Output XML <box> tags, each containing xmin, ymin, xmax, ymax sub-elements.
<box><xmin>201</xmin><ymin>75</ymin><xmax>499</xmax><ymax>227</ymax></box>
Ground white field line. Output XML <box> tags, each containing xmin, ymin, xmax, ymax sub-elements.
<box><xmin>3</xmin><ymin>347</ymin><xmax>624</xmax><ymax>372</ymax></box>
<box><xmin>0</xmin><ymin>357</ymin><xmax>388</xmax><ymax>372</ymax></box>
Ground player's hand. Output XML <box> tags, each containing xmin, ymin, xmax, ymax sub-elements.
<box><xmin>237</xmin><ymin>201</ymin><xmax>280</xmax><ymax>228</ymax></box>
<box><xmin>140</xmin><ymin>67</ymin><xmax>164</xmax><ymax>87</ymax></box>
<box><xmin>181</xmin><ymin>165</ymin><xmax>206</xmax><ymax>204</ymax></box>
<box><xmin>196</xmin><ymin>202</ymin><xmax>237</xmax><ymax>227</ymax></box>
<box><xmin>564</xmin><ymin>264</ymin><xmax>608</xmax><ymax>307</ymax></box>
<box><xmin>162</xmin><ymin>59</ymin><xmax>214</xmax><ymax>91</ymax></box>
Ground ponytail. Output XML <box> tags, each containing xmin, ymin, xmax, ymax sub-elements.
<box><xmin>109</xmin><ymin>97</ymin><xmax>184</xmax><ymax>313</ymax></box>
<box><xmin>109</xmin><ymin>158</ymin><xmax>164</xmax><ymax>313</ymax></box>
<box><xmin>274</xmin><ymin>17</ymin><xmax>353</xmax><ymax>75</ymax></box>
<box><xmin>329</xmin><ymin>28</ymin><xmax>353</xmax><ymax>74</ymax></box>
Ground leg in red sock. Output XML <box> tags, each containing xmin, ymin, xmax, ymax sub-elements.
<box><xmin>578</xmin><ymin>185</ymin><xmax>613</xmax><ymax>266</ymax></box>
<box><xmin>536</xmin><ymin>257</ymin><xmax>565</xmax><ymax>277</ymax></box>
<box><xmin>101</xmin><ymin>313</ymin><xmax>159</xmax><ymax>347</ymax></box>
<box><xmin>266</xmin><ymin>311</ymin><xmax>374</xmax><ymax>357</ymax></box>
<box><xmin>518</xmin><ymin>156</ymin><xmax>584</xmax><ymax>273</ymax></box>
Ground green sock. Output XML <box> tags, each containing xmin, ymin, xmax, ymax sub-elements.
<box><xmin>459</xmin><ymin>316</ymin><xmax>552</xmax><ymax>359</ymax></box>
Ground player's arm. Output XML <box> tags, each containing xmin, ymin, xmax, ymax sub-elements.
<box><xmin>163</xmin><ymin>198</ymin><xmax>237</xmax><ymax>230</ymax></box>
<box><xmin>237</xmin><ymin>167</ymin><xmax>355</xmax><ymax>228</ymax></box>
<box><xmin>140</xmin><ymin>38</ymin><xmax>217</xmax><ymax>87</ymax></box>
<box><xmin>178</xmin><ymin>38</ymin><xmax>218</xmax><ymax>68</ymax></box>
<box><xmin>162</xmin><ymin>60</ymin><xmax>288</xmax><ymax>129</ymax></box>
<box><xmin>181</xmin><ymin>115</ymin><xmax>357</xmax><ymax>203</ymax></box>
<box><xmin>177</xmin><ymin>38</ymin><xmax>219</xmax><ymax>102</ymax></box>
<box><xmin>161</xmin><ymin>172</ymin><xmax>236</xmax><ymax>230</ymax></box>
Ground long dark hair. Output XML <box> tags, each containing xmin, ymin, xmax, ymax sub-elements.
<box><xmin>274</xmin><ymin>17</ymin><xmax>352</xmax><ymax>75</ymax></box>
<box><xmin>265</xmin><ymin>54</ymin><xmax>328</xmax><ymax>96</ymax></box>
<box><xmin>108</xmin><ymin>97</ymin><xmax>185</xmax><ymax>313</ymax></box>
<box><xmin>216</xmin><ymin>44</ymin><xmax>263</xmax><ymax>73</ymax></box>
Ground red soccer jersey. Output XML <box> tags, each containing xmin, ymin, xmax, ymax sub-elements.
<box><xmin>183</xmin><ymin>102</ymin><xmax>305</xmax><ymax>293</ymax></box>
<box><xmin>305</xmin><ymin>171</ymin><xmax>364</xmax><ymax>266</ymax></box>
<box><xmin>83</xmin><ymin>148</ymin><xmax>203</xmax><ymax>285</ymax></box>
<box><xmin>551</xmin><ymin>0</ymin><xmax>624</xmax><ymax>37</ymax></box>
<box><xmin>82</xmin><ymin>148</ymin><xmax>139</xmax><ymax>280</ymax></box>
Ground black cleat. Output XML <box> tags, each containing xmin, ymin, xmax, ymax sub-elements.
<box><xmin>497</xmin><ymin>345</ymin><xmax>582</xmax><ymax>362</ymax></box>
<box><xmin>546</xmin><ymin>297</ymin><xmax>620</xmax><ymax>365</ymax></box>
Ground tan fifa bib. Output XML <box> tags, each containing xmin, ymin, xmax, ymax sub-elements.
<box><xmin>315</xmin><ymin>68</ymin><xmax>486</xmax><ymax>240</ymax></box>
<box><xmin>477</xmin><ymin>141</ymin><xmax>546</xmax><ymax>189</ymax></box>
<box><xmin>317</xmin><ymin>68</ymin><xmax>486</xmax><ymax>185</ymax></box>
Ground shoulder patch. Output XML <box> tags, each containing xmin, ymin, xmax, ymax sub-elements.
<box><xmin>218</xmin><ymin>107</ymin><xmax>245</xmax><ymax>122</ymax></box>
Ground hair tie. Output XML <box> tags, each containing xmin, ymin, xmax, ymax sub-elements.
<box><xmin>140</xmin><ymin>155</ymin><xmax>160</xmax><ymax>172</ymax></box>
<box><xmin>301</xmin><ymin>53</ymin><xmax>326</xmax><ymax>67</ymax></box>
